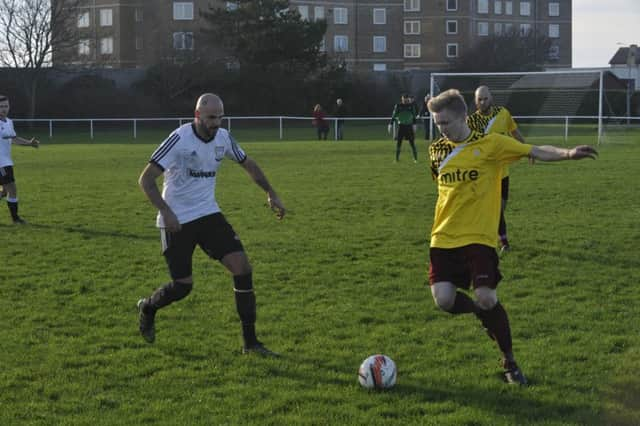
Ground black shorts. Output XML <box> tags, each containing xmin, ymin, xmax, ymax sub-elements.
<box><xmin>161</xmin><ymin>213</ymin><xmax>244</xmax><ymax>280</ymax></box>
<box><xmin>396</xmin><ymin>124</ymin><xmax>415</xmax><ymax>142</ymax></box>
<box><xmin>429</xmin><ymin>244</ymin><xmax>502</xmax><ymax>289</ymax></box>
<box><xmin>0</xmin><ymin>165</ymin><xmax>15</xmax><ymax>185</ymax></box>
<box><xmin>501</xmin><ymin>176</ymin><xmax>510</xmax><ymax>201</ymax></box>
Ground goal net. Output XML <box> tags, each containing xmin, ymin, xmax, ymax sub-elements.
<box><xmin>429</xmin><ymin>70</ymin><xmax>634</xmax><ymax>145</ymax></box>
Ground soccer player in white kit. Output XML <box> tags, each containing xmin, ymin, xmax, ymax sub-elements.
<box><xmin>0</xmin><ymin>95</ymin><xmax>40</xmax><ymax>224</ymax></box>
<box><xmin>137</xmin><ymin>93</ymin><xmax>286</xmax><ymax>355</ymax></box>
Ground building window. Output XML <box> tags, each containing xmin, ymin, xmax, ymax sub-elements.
<box><xmin>505</xmin><ymin>1</ymin><xmax>513</xmax><ymax>15</ymax></box>
<box><xmin>77</xmin><ymin>11</ymin><xmax>90</xmax><ymax>28</ymax></box>
<box><xmin>494</xmin><ymin>1</ymin><xmax>502</xmax><ymax>14</ymax></box>
<box><xmin>447</xmin><ymin>0</ymin><xmax>458</xmax><ymax>11</ymax></box>
<box><xmin>173</xmin><ymin>32</ymin><xmax>194</xmax><ymax>50</ymax></box>
<box><xmin>334</xmin><ymin>7</ymin><xmax>348</xmax><ymax>24</ymax></box>
<box><xmin>78</xmin><ymin>39</ymin><xmax>90</xmax><ymax>55</ymax></box>
<box><xmin>549</xmin><ymin>24</ymin><xmax>559</xmax><ymax>38</ymax></box>
<box><xmin>298</xmin><ymin>5</ymin><xmax>309</xmax><ymax>20</ymax></box>
<box><xmin>404</xmin><ymin>20</ymin><xmax>421</xmax><ymax>35</ymax></box>
<box><xmin>100</xmin><ymin>9</ymin><xmax>112</xmax><ymax>26</ymax></box>
<box><xmin>314</xmin><ymin>6</ymin><xmax>324</xmax><ymax>21</ymax></box>
<box><xmin>373</xmin><ymin>8</ymin><xmax>386</xmax><ymax>25</ymax></box>
<box><xmin>373</xmin><ymin>63</ymin><xmax>387</xmax><ymax>72</ymax></box>
<box><xmin>404</xmin><ymin>43</ymin><xmax>420</xmax><ymax>58</ymax></box>
<box><xmin>135</xmin><ymin>36</ymin><xmax>143</xmax><ymax>50</ymax></box>
<box><xmin>478</xmin><ymin>22</ymin><xmax>489</xmax><ymax>36</ymax></box>
<box><xmin>494</xmin><ymin>22</ymin><xmax>503</xmax><ymax>35</ymax></box>
<box><xmin>373</xmin><ymin>36</ymin><xmax>386</xmax><ymax>52</ymax></box>
<box><xmin>100</xmin><ymin>37</ymin><xmax>113</xmax><ymax>54</ymax></box>
<box><xmin>520</xmin><ymin>23</ymin><xmax>531</xmax><ymax>36</ymax></box>
<box><xmin>226</xmin><ymin>2</ymin><xmax>238</xmax><ymax>11</ymax></box>
<box><xmin>478</xmin><ymin>0</ymin><xmax>489</xmax><ymax>14</ymax></box>
<box><xmin>548</xmin><ymin>45</ymin><xmax>560</xmax><ymax>60</ymax></box>
<box><xmin>404</xmin><ymin>0</ymin><xmax>420</xmax><ymax>12</ymax></box>
<box><xmin>446</xmin><ymin>43</ymin><xmax>458</xmax><ymax>58</ymax></box>
<box><xmin>504</xmin><ymin>22</ymin><xmax>513</xmax><ymax>33</ymax></box>
<box><xmin>520</xmin><ymin>1</ymin><xmax>531</xmax><ymax>16</ymax></box>
<box><xmin>446</xmin><ymin>20</ymin><xmax>458</xmax><ymax>35</ymax></box>
<box><xmin>548</xmin><ymin>2</ymin><xmax>560</xmax><ymax>16</ymax></box>
<box><xmin>334</xmin><ymin>35</ymin><xmax>348</xmax><ymax>52</ymax></box>
<box><xmin>319</xmin><ymin>37</ymin><xmax>325</xmax><ymax>52</ymax></box>
<box><xmin>173</xmin><ymin>2</ymin><xmax>194</xmax><ymax>20</ymax></box>
<box><xmin>135</xmin><ymin>8</ymin><xmax>143</xmax><ymax>22</ymax></box>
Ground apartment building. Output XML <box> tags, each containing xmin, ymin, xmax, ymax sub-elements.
<box><xmin>289</xmin><ymin>0</ymin><xmax>572</xmax><ymax>72</ymax></box>
<box><xmin>53</xmin><ymin>0</ymin><xmax>216</xmax><ymax>68</ymax></box>
<box><xmin>52</xmin><ymin>0</ymin><xmax>572</xmax><ymax>71</ymax></box>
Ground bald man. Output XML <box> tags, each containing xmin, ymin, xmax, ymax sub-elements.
<box><xmin>137</xmin><ymin>93</ymin><xmax>286</xmax><ymax>355</ymax></box>
<box><xmin>467</xmin><ymin>86</ymin><xmax>525</xmax><ymax>253</ymax></box>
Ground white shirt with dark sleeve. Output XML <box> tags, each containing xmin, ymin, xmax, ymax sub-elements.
<box><xmin>149</xmin><ymin>123</ymin><xmax>247</xmax><ymax>227</ymax></box>
<box><xmin>0</xmin><ymin>118</ymin><xmax>17</xmax><ymax>168</ymax></box>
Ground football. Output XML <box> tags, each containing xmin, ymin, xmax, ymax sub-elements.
<box><xmin>358</xmin><ymin>354</ymin><xmax>397</xmax><ymax>389</ymax></box>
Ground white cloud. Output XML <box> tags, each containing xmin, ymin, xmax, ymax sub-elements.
<box><xmin>573</xmin><ymin>2</ymin><xmax>640</xmax><ymax>67</ymax></box>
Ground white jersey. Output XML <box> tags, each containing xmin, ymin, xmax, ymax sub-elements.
<box><xmin>0</xmin><ymin>117</ymin><xmax>16</xmax><ymax>167</ymax></box>
<box><xmin>149</xmin><ymin>123</ymin><xmax>247</xmax><ymax>227</ymax></box>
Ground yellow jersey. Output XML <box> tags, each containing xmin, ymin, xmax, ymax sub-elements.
<box><xmin>467</xmin><ymin>106</ymin><xmax>519</xmax><ymax>178</ymax></box>
<box><xmin>428</xmin><ymin>130</ymin><xmax>532</xmax><ymax>249</ymax></box>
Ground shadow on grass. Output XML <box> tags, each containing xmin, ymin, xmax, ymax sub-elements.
<box><xmin>6</xmin><ymin>222</ymin><xmax>158</xmax><ymax>241</ymax></box>
<box><xmin>258</xmin><ymin>352</ymin><xmax>595</xmax><ymax>424</ymax></box>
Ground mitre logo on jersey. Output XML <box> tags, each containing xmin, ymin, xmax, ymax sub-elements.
<box><xmin>215</xmin><ymin>146</ymin><xmax>225</xmax><ymax>161</ymax></box>
<box><xmin>439</xmin><ymin>168</ymin><xmax>479</xmax><ymax>184</ymax></box>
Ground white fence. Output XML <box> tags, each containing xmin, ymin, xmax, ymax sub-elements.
<box><xmin>12</xmin><ymin>115</ymin><xmax>640</xmax><ymax>143</ymax></box>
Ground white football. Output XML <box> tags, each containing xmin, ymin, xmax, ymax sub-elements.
<box><xmin>358</xmin><ymin>354</ymin><xmax>397</xmax><ymax>389</ymax></box>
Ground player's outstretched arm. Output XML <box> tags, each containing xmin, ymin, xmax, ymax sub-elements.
<box><xmin>530</xmin><ymin>145</ymin><xmax>598</xmax><ymax>162</ymax></box>
<box><xmin>240</xmin><ymin>157</ymin><xmax>286</xmax><ymax>220</ymax></box>
<box><xmin>13</xmin><ymin>136</ymin><xmax>39</xmax><ymax>148</ymax></box>
<box><xmin>139</xmin><ymin>162</ymin><xmax>180</xmax><ymax>231</ymax></box>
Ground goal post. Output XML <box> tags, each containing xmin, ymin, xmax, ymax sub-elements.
<box><xmin>428</xmin><ymin>70</ymin><xmax>624</xmax><ymax>145</ymax></box>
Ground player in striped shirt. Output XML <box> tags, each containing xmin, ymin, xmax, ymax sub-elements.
<box><xmin>427</xmin><ymin>89</ymin><xmax>597</xmax><ymax>385</ymax></box>
<box><xmin>467</xmin><ymin>86</ymin><xmax>526</xmax><ymax>252</ymax></box>
<box><xmin>137</xmin><ymin>93</ymin><xmax>286</xmax><ymax>356</ymax></box>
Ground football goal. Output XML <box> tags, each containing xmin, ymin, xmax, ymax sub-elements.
<box><xmin>429</xmin><ymin>70</ymin><xmax>636</xmax><ymax>145</ymax></box>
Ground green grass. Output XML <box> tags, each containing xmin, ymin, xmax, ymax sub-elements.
<box><xmin>1</xmin><ymin>134</ymin><xmax>639</xmax><ymax>425</ymax></box>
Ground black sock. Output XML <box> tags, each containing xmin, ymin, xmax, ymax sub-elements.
<box><xmin>498</xmin><ymin>209</ymin><xmax>507</xmax><ymax>243</ymax></box>
<box><xmin>147</xmin><ymin>281</ymin><xmax>193</xmax><ymax>313</ymax></box>
<box><xmin>475</xmin><ymin>302</ymin><xmax>513</xmax><ymax>356</ymax></box>
<box><xmin>395</xmin><ymin>141</ymin><xmax>402</xmax><ymax>160</ymax></box>
<box><xmin>7</xmin><ymin>200</ymin><xmax>18</xmax><ymax>220</ymax></box>
<box><xmin>447</xmin><ymin>291</ymin><xmax>478</xmax><ymax>314</ymax></box>
<box><xmin>233</xmin><ymin>274</ymin><xmax>257</xmax><ymax>346</ymax></box>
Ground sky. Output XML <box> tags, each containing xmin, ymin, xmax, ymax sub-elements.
<box><xmin>572</xmin><ymin>0</ymin><xmax>640</xmax><ymax>68</ymax></box>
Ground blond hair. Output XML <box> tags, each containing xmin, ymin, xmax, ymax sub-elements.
<box><xmin>313</xmin><ymin>104</ymin><xmax>322</xmax><ymax>112</ymax></box>
<box><xmin>427</xmin><ymin>89</ymin><xmax>467</xmax><ymax>117</ymax></box>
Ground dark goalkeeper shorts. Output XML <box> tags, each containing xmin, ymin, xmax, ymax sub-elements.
<box><xmin>429</xmin><ymin>244</ymin><xmax>502</xmax><ymax>289</ymax></box>
<box><xmin>160</xmin><ymin>213</ymin><xmax>244</xmax><ymax>280</ymax></box>
<box><xmin>396</xmin><ymin>124</ymin><xmax>415</xmax><ymax>142</ymax></box>
<box><xmin>0</xmin><ymin>165</ymin><xmax>15</xmax><ymax>185</ymax></box>
<box><xmin>501</xmin><ymin>176</ymin><xmax>510</xmax><ymax>201</ymax></box>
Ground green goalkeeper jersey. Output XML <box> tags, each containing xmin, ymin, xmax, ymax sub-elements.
<box><xmin>390</xmin><ymin>103</ymin><xmax>417</xmax><ymax>125</ymax></box>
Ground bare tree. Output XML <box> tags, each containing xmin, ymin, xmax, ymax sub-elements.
<box><xmin>0</xmin><ymin>0</ymin><xmax>81</xmax><ymax>119</ymax></box>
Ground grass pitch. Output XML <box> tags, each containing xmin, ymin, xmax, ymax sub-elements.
<box><xmin>1</xmin><ymin>134</ymin><xmax>639</xmax><ymax>425</ymax></box>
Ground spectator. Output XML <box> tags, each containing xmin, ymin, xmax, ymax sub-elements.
<box><xmin>312</xmin><ymin>104</ymin><xmax>329</xmax><ymax>140</ymax></box>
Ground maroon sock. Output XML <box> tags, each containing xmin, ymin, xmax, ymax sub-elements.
<box><xmin>475</xmin><ymin>302</ymin><xmax>512</xmax><ymax>355</ymax></box>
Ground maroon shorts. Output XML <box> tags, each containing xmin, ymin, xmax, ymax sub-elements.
<box><xmin>429</xmin><ymin>244</ymin><xmax>502</xmax><ymax>289</ymax></box>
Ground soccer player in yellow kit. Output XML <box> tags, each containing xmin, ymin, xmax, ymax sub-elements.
<box><xmin>467</xmin><ymin>86</ymin><xmax>525</xmax><ymax>252</ymax></box>
<box><xmin>427</xmin><ymin>89</ymin><xmax>597</xmax><ymax>385</ymax></box>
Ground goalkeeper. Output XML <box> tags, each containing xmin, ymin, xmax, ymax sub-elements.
<box><xmin>388</xmin><ymin>94</ymin><xmax>418</xmax><ymax>163</ymax></box>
